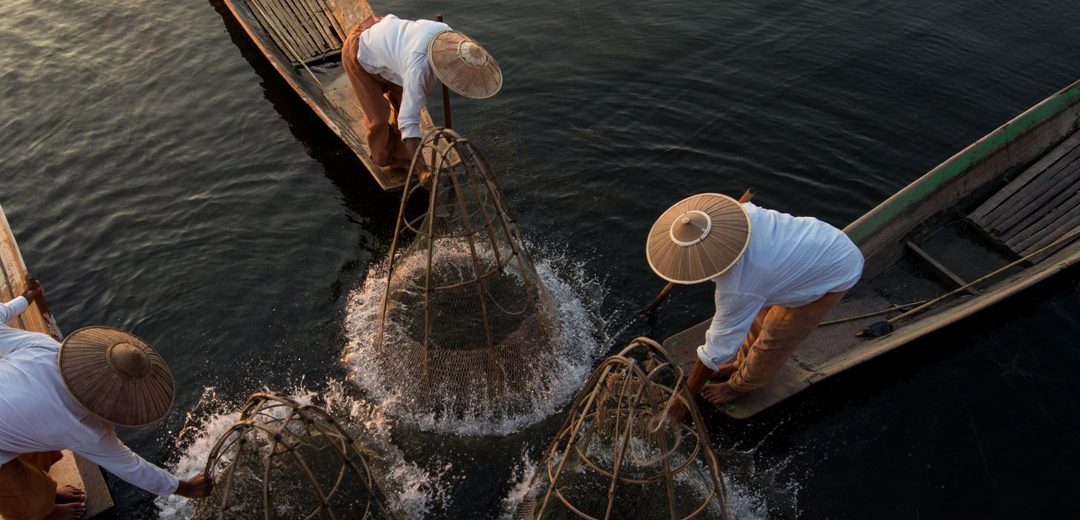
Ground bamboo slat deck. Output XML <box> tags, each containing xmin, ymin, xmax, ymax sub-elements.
<box><xmin>970</xmin><ymin>128</ymin><xmax>1080</xmax><ymax>257</ymax></box>
<box><xmin>0</xmin><ymin>204</ymin><xmax>113</xmax><ymax>518</ymax></box>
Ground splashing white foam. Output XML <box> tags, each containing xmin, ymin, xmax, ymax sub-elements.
<box><xmin>497</xmin><ymin>449</ymin><xmax>540</xmax><ymax>520</ymax></box>
<box><xmin>155</xmin><ymin>379</ymin><xmax>452</xmax><ymax>519</ymax></box>
<box><xmin>341</xmin><ymin>242</ymin><xmax>612</xmax><ymax>436</ymax></box>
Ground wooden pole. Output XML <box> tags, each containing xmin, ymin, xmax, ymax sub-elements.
<box><xmin>25</xmin><ymin>275</ymin><xmax>62</xmax><ymax>341</ymax></box>
<box><xmin>640</xmin><ymin>188</ymin><xmax>754</xmax><ymax>314</ymax></box>
<box><xmin>436</xmin><ymin>14</ymin><xmax>453</xmax><ymax>129</ymax></box>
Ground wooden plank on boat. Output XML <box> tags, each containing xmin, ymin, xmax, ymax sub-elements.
<box><xmin>297</xmin><ymin>0</ymin><xmax>342</xmax><ymax>49</ymax></box>
<box><xmin>1025</xmin><ymin>210</ymin><xmax>1080</xmax><ymax>259</ymax></box>
<box><xmin>261</xmin><ymin>0</ymin><xmax>319</xmax><ymax>58</ymax></box>
<box><xmin>905</xmin><ymin>240</ymin><xmax>977</xmax><ymax>294</ymax></box>
<box><xmin>223</xmin><ymin>0</ymin><xmax>431</xmax><ymax>190</ymax></box>
<box><xmin>988</xmin><ymin>157</ymin><xmax>1080</xmax><ymax>237</ymax></box>
<box><xmin>997</xmin><ymin>172</ymin><xmax>1080</xmax><ymax>242</ymax></box>
<box><xmin>248</xmin><ymin>0</ymin><xmax>308</xmax><ymax>64</ymax></box>
<box><xmin>1006</xmin><ymin>178</ymin><xmax>1080</xmax><ymax>248</ymax></box>
<box><xmin>0</xmin><ymin>204</ymin><xmax>113</xmax><ymax>518</ymax></box>
<box><xmin>1011</xmin><ymin>189</ymin><xmax>1080</xmax><ymax>253</ymax></box>
<box><xmin>314</xmin><ymin>0</ymin><xmax>346</xmax><ymax>40</ymax></box>
<box><xmin>977</xmin><ymin>136</ymin><xmax>1080</xmax><ymax>228</ymax></box>
<box><xmin>664</xmin><ymin>80</ymin><xmax>1080</xmax><ymax>419</ymax></box>
<box><xmin>276</xmin><ymin>0</ymin><xmax>330</xmax><ymax>54</ymax></box>
<box><xmin>970</xmin><ymin>129</ymin><xmax>1080</xmax><ymax>224</ymax></box>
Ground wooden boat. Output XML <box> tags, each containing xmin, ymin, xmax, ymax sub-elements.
<box><xmin>0</xmin><ymin>204</ymin><xmax>113</xmax><ymax>518</ymax></box>
<box><xmin>664</xmin><ymin>79</ymin><xmax>1080</xmax><ymax>419</ymax></box>
<box><xmin>222</xmin><ymin>0</ymin><xmax>437</xmax><ymax>190</ymax></box>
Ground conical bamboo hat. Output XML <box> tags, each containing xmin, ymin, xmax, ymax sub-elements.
<box><xmin>58</xmin><ymin>327</ymin><xmax>175</xmax><ymax>426</ymax></box>
<box><xmin>427</xmin><ymin>30</ymin><xmax>502</xmax><ymax>99</ymax></box>
<box><xmin>646</xmin><ymin>193</ymin><xmax>751</xmax><ymax>284</ymax></box>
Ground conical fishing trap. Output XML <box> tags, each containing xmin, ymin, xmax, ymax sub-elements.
<box><xmin>374</xmin><ymin>128</ymin><xmax>560</xmax><ymax>421</ymax></box>
<box><xmin>193</xmin><ymin>392</ymin><xmax>393</xmax><ymax>519</ymax></box>
<box><xmin>514</xmin><ymin>338</ymin><xmax>730</xmax><ymax>520</ymax></box>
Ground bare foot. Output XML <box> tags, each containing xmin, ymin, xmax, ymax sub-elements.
<box><xmin>56</xmin><ymin>484</ymin><xmax>85</xmax><ymax>504</ymax></box>
<box><xmin>44</xmin><ymin>502</ymin><xmax>86</xmax><ymax>520</ymax></box>
<box><xmin>700</xmin><ymin>381</ymin><xmax>745</xmax><ymax>405</ymax></box>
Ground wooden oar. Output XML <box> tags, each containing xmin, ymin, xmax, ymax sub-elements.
<box><xmin>859</xmin><ymin>226</ymin><xmax>1080</xmax><ymax>338</ymax></box>
<box><xmin>640</xmin><ymin>188</ymin><xmax>754</xmax><ymax>315</ymax></box>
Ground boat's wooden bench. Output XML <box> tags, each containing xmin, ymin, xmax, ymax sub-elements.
<box><xmin>243</xmin><ymin>0</ymin><xmax>346</xmax><ymax>65</ymax></box>
<box><xmin>969</xmin><ymin>129</ymin><xmax>1080</xmax><ymax>257</ymax></box>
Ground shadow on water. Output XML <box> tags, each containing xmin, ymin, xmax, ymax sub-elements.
<box><xmin>206</xmin><ymin>0</ymin><xmax>401</xmax><ymax>241</ymax></box>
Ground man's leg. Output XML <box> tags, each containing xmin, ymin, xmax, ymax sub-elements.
<box><xmin>0</xmin><ymin>452</ymin><xmax>84</xmax><ymax>520</ymax></box>
<box><xmin>342</xmin><ymin>26</ymin><xmax>400</xmax><ymax>168</ymax></box>
<box><xmin>728</xmin><ymin>291</ymin><xmax>846</xmax><ymax>393</ymax></box>
<box><xmin>384</xmin><ymin>85</ymin><xmax>416</xmax><ymax>170</ymax></box>
<box><xmin>682</xmin><ymin>305</ymin><xmax>769</xmax><ymax>411</ymax></box>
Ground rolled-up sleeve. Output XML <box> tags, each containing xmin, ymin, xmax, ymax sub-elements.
<box><xmin>0</xmin><ymin>296</ymin><xmax>28</xmax><ymax>326</ymax></box>
<box><xmin>397</xmin><ymin>54</ymin><xmax>434</xmax><ymax>140</ymax></box>
<box><xmin>74</xmin><ymin>429</ymin><xmax>179</xmax><ymax>496</ymax></box>
<box><xmin>696</xmin><ymin>291</ymin><xmax>765</xmax><ymax>371</ymax></box>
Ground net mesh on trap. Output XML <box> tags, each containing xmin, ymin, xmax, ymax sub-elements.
<box><xmin>514</xmin><ymin>338</ymin><xmax>730</xmax><ymax>520</ymax></box>
<box><xmin>375</xmin><ymin>128</ymin><xmax>560</xmax><ymax>419</ymax></box>
<box><xmin>192</xmin><ymin>392</ymin><xmax>394</xmax><ymax>520</ymax></box>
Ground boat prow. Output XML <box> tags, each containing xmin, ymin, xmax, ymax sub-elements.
<box><xmin>665</xmin><ymin>79</ymin><xmax>1080</xmax><ymax>419</ymax></box>
<box><xmin>0</xmin><ymin>204</ymin><xmax>114</xmax><ymax>518</ymax></box>
<box><xmin>222</xmin><ymin>0</ymin><xmax>438</xmax><ymax>191</ymax></box>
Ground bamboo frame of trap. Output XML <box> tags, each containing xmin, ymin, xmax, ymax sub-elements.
<box><xmin>378</xmin><ymin>127</ymin><xmax>554</xmax><ymax>398</ymax></box>
<box><xmin>198</xmin><ymin>392</ymin><xmax>392</xmax><ymax>520</ymax></box>
<box><xmin>522</xmin><ymin>338</ymin><xmax>730</xmax><ymax>520</ymax></box>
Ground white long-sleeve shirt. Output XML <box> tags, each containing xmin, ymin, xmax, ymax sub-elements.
<box><xmin>0</xmin><ymin>297</ymin><xmax>179</xmax><ymax>496</ymax></box>
<box><xmin>357</xmin><ymin>14</ymin><xmax>449</xmax><ymax>140</ymax></box>
<box><xmin>697</xmin><ymin>203</ymin><xmax>864</xmax><ymax>371</ymax></box>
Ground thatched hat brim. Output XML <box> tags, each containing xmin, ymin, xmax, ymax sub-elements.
<box><xmin>646</xmin><ymin>193</ymin><xmax>751</xmax><ymax>284</ymax></box>
<box><xmin>427</xmin><ymin>30</ymin><xmax>502</xmax><ymax>99</ymax></box>
<box><xmin>58</xmin><ymin>327</ymin><xmax>175</xmax><ymax>426</ymax></box>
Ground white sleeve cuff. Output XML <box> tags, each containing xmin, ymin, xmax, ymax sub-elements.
<box><xmin>1</xmin><ymin>296</ymin><xmax>29</xmax><ymax>324</ymax></box>
<box><xmin>10</xmin><ymin>296</ymin><xmax>28</xmax><ymax>315</ymax></box>
<box><xmin>696</xmin><ymin>344</ymin><xmax>729</xmax><ymax>372</ymax></box>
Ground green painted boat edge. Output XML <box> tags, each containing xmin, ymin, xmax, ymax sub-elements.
<box><xmin>846</xmin><ymin>79</ymin><xmax>1080</xmax><ymax>242</ymax></box>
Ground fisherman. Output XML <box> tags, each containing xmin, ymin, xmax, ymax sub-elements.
<box><xmin>341</xmin><ymin>14</ymin><xmax>502</xmax><ymax>185</ymax></box>
<box><xmin>0</xmin><ymin>283</ymin><xmax>212</xmax><ymax>520</ymax></box>
<box><xmin>646</xmin><ymin>193</ymin><xmax>864</xmax><ymax>406</ymax></box>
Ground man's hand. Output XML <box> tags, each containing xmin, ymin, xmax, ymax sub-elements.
<box><xmin>21</xmin><ymin>281</ymin><xmax>44</xmax><ymax>304</ymax></box>
<box><xmin>699</xmin><ymin>381</ymin><xmax>745</xmax><ymax>405</ymax></box>
<box><xmin>175</xmin><ymin>474</ymin><xmax>213</xmax><ymax>498</ymax></box>
<box><xmin>403</xmin><ymin>138</ymin><xmax>433</xmax><ymax>190</ymax></box>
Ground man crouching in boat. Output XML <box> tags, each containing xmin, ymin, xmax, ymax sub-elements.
<box><xmin>342</xmin><ymin>14</ymin><xmax>502</xmax><ymax>186</ymax></box>
<box><xmin>646</xmin><ymin>193</ymin><xmax>864</xmax><ymax>406</ymax></box>
<box><xmin>0</xmin><ymin>284</ymin><xmax>211</xmax><ymax>519</ymax></box>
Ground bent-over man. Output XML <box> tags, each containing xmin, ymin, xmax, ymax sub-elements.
<box><xmin>645</xmin><ymin>193</ymin><xmax>864</xmax><ymax>406</ymax></box>
<box><xmin>342</xmin><ymin>14</ymin><xmax>502</xmax><ymax>183</ymax></box>
<box><xmin>0</xmin><ymin>284</ymin><xmax>211</xmax><ymax>520</ymax></box>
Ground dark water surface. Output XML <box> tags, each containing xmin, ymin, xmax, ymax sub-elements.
<box><xmin>2</xmin><ymin>0</ymin><xmax>1079</xmax><ymax>518</ymax></box>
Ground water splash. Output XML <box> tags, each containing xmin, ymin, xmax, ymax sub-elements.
<box><xmin>341</xmin><ymin>242</ymin><xmax>612</xmax><ymax>436</ymax></box>
<box><xmin>495</xmin><ymin>446</ymin><xmax>799</xmax><ymax>520</ymax></box>
<box><xmin>155</xmin><ymin>380</ymin><xmax>452</xmax><ymax>519</ymax></box>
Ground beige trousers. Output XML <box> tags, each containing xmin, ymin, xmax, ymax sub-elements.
<box><xmin>342</xmin><ymin>17</ymin><xmax>414</xmax><ymax>170</ymax></box>
<box><xmin>728</xmin><ymin>291</ymin><xmax>846</xmax><ymax>392</ymax></box>
<box><xmin>0</xmin><ymin>451</ymin><xmax>62</xmax><ymax>520</ymax></box>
